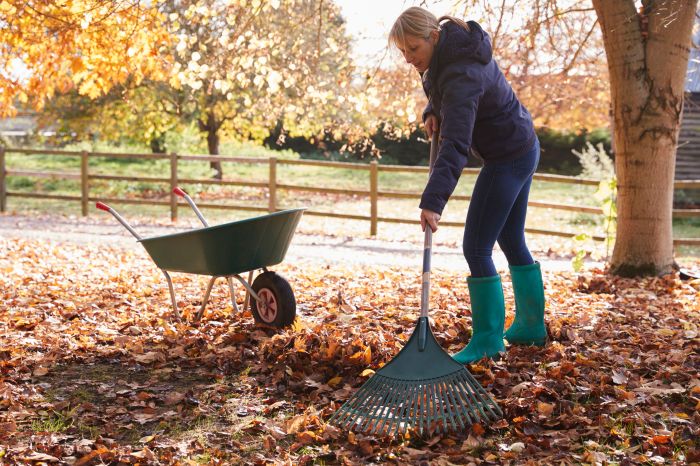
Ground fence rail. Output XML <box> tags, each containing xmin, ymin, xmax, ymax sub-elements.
<box><xmin>1</xmin><ymin>147</ymin><xmax>699</xmax><ymax>246</ymax></box>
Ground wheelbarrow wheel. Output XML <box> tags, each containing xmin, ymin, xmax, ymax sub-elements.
<box><xmin>251</xmin><ymin>272</ymin><xmax>296</xmax><ymax>327</ymax></box>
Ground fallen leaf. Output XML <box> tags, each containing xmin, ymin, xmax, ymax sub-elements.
<box><xmin>537</xmin><ymin>402</ymin><xmax>555</xmax><ymax>417</ymax></box>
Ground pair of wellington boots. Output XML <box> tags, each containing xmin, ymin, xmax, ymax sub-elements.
<box><xmin>452</xmin><ymin>262</ymin><xmax>547</xmax><ymax>364</ymax></box>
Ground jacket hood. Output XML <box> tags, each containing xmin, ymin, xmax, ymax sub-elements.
<box><xmin>436</xmin><ymin>20</ymin><xmax>492</xmax><ymax>67</ymax></box>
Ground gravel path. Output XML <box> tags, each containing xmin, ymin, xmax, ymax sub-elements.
<box><xmin>0</xmin><ymin>212</ymin><xmax>599</xmax><ymax>273</ymax></box>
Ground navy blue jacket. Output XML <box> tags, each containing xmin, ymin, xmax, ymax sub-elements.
<box><xmin>419</xmin><ymin>21</ymin><xmax>536</xmax><ymax>215</ymax></box>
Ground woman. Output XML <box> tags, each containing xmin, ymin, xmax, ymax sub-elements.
<box><xmin>389</xmin><ymin>7</ymin><xmax>547</xmax><ymax>363</ymax></box>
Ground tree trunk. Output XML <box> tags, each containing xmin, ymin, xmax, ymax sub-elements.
<box><xmin>207</xmin><ymin>126</ymin><xmax>222</xmax><ymax>180</ymax></box>
<box><xmin>592</xmin><ymin>0</ymin><xmax>697</xmax><ymax>277</ymax></box>
<box><xmin>199</xmin><ymin>111</ymin><xmax>223</xmax><ymax>179</ymax></box>
<box><xmin>150</xmin><ymin>134</ymin><xmax>167</xmax><ymax>154</ymax></box>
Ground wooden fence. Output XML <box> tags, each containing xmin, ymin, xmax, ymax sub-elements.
<box><xmin>1</xmin><ymin>146</ymin><xmax>700</xmax><ymax>246</ymax></box>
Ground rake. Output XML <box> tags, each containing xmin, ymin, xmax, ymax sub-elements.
<box><xmin>329</xmin><ymin>132</ymin><xmax>502</xmax><ymax>436</ymax></box>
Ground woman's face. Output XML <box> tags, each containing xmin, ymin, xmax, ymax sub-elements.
<box><xmin>396</xmin><ymin>31</ymin><xmax>438</xmax><ymax>72</ymax></box>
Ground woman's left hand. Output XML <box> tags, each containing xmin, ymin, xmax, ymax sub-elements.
<box><xmin>420</xmin><ymin>208</ymin><xmax>441</xmax><ymax>232</ymax></box>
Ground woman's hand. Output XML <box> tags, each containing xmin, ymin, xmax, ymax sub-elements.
<box><xmin>424</xmin><ymin>114</ymin><xmax>438</xmax><ymax>139</ymax></box>
<box><xmin>420</xmin><ymin>208</ymin><xmax>441</xmax><ymax>232</ymax></box>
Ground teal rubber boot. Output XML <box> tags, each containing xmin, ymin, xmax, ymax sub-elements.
<box><xmin>504</xmin><ymin>262</ymin><xmax>547</xmax><ymax>346</ymax></box>
<box><xmin>452</xmin><ymin>275</ymin><xmax>506</xmax><ymax>364</ymax></box>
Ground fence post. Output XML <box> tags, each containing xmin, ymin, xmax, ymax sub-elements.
<box><xmin>81</xmin><ymin>150</ymin><xmax>89</xmax><ymax>216</ymax></box>
<box><xmin>370</xmin><ymin>160</ymin><xmax>378</xmax><ymax>236</ymax></box>
<box><xmin>170</xmin><ymin>152</ymin><xmax>178</xmax><ymax>221</ymax></box>
<box><xmin>269</xmin><ymin>156</ymin><xmax>277</xmax><ymax>213</ymax></box>
<box><xmin>0</xmin><ymin>146</ymin><xmax>6</xmax><ymax>213</ymax></box>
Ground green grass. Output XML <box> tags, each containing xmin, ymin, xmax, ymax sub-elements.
<box><xmin>3</xmin><ymin>141</ymin><xmax>699</xmax><ymax>257</ymax></box>
<box><xmin>31</xmin><ymin>411</ymin><xmax>74</xmax><ymax>433</ymax></box>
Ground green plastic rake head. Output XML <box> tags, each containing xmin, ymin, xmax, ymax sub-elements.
<box><xmin>329</xmin><ymin>317</ymin><xmax>502</xmax><ymax>436</ymax></box>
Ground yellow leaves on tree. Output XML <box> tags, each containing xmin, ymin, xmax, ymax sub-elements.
<box><xmin>0</xmin><ymin>0</ymin><xmax>172</xmax><ymax>117</ymax></box>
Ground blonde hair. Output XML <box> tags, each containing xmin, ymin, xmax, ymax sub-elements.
<box><xmin>388</xmin><ymin>7</ymin><xmax>470</xmax><ymax>49</ymax></box>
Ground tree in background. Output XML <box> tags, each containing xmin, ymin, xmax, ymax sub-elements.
<box><xmin>160</xmin><ymin>0</ymin><xmax>357</xmax><ymax>178</ymax></box>
<box><xmin>0</xmin><ymin>0</ymin><xmax>171</xmax><ymax>117</ymax></box>
<box><xmin>450</xmin><ymin>0</ymin><xmax>696</xmax><ymax>277</ymax></box>
<box><xmin>463</xmin><ymin>0</ymin><xmax>610</xmax><ymax>130</ymax></box>
<box><xmin>39</xmin><ymin>84</ymin><xmax>182</xmax><ymax>152</ymax></box>
<box><xmin>592</xmin><ymin>0</ymin><xmax>697</xmax><ymax>276</ymax></box>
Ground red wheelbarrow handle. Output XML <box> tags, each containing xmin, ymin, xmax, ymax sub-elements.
<box><xmin>173</xmin><ymin>186</ymin><xmax>209</xmax><ymax>227</ymax></box>
<box><xmin>95</xmin><ymin>202</ymin><xmax>141</xmax><ymax>240</ymax></box>
<box><xmin>96</xmin><ymin>201</ymin><xmax>111</xmax><ymax>212</ymax></box>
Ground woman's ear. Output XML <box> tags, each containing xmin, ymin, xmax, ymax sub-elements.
<box><xmin>430</xmin><ymin>29</ymin><xmax>439</xmax><ymax>45</ymax></box>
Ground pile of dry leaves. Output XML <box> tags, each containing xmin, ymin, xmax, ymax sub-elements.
<box><xmin>1</xmin><ymin>237</ymin><xmax>698</xmax><ymax>465</ymax></box>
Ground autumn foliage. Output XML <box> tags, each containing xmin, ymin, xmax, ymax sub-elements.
<box><xmin>0</xmin><ymin>0</ymin><xmax>171</xmax><ymax>117</ymax></box>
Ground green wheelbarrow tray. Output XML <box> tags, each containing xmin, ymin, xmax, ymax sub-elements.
<box><xmin>139</xmin><ymin>208</ymin><xmax>305</xmax><ymax>276</ymax></box>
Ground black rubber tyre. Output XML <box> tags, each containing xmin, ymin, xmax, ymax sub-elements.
<box><xmin>250</xmin><ymin>271</ymin><xmax>296</xmax><ymax>327</ymax></box>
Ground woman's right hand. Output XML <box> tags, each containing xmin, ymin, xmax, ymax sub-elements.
<box><xmin>420</xmin><ymin>208</ymin><xmax>441</xmax><ymax>233</ymax></box>
<box><xmin>424</xmin><ymin>114</ymin><xmax>438</xmax><ymax>139</ymax></box>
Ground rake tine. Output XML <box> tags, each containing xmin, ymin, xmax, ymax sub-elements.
<box><xmin>425</xmin><ymin>383</ymin><xmax>433</xmax><ymax>436</ymax></box>
<box><xmin>391</xmin><ymin>381</ymin><xmax>415</xmax><ymax>437</ymax></box>
<box><xmin>329</xmin><ymin>385</ymin><xmax>358</xmax><ymax>427</ymax></box>
<box><xmin>440</xmin><ymin>379</ymin><xmax>455</xmax><ymax>434</ymax></box>
<box><xmin>433</xmin><ymin>380</ymin><xmax>446</xmax><ymax>435</ymax></box>
<box><xmin>460</xmin><ymin>371</ymin><xmax>501</xmax><ymax>420</ymax></box>
<box><xmin>336</xmin><ymin>376</ymin><xmax>379</xmax><ymax>428</ymax></box>
<box><xmin>386</xmin><ymin>381</ymin><xmax>411</xmax><ymax>435</ymax></box>
<box><xmin>348</xmin><ymin>378</ymin><xmax>381</xmax><ymax>431</ymax></box>
<box><xmin>396</xmin><ymin>381</ymin><xmax>415</xmax><ymax>436</ymax></box>
<box><xmin>358</xmin><ymin>377</ymin><xmax>390</xmax><ymax>432</ymax></box>
<box><xmin>439</xmin><ymin>377</ymin><xmax>459</xmax><ymax>433</ymax></box>
<box><xmin>412</xmin><ymin>383</ymin><xmax>422</xmax><ymax>436</ymax></box>
<box><xmin>444</xmin><ymin>373</ymin><xmax>472</xmax><ymax>429</ymax></box>
<box><xmin>397</xmin><ymin>381</ymin><xmax>413</xmax><ymax>434</ymax></box>
<box><xmin>387</xmin><ymin>381</ymin><xmax>411</xmax><ymax>435</ymax></box>
<box><xmin>426</xmin><ymin>380</ymin><xmax>438</xmax><ymax>435</ymax></box>
<box><xmin>402</xmin><ymin>383</ymin><xmax>415</xmax><ymax>436</ymax></box>
<box><xmin>435</xmin><ymin>381</ymin><xmax>447</xmax><ymax>435</ymax></box>
<box><xmin>446</xmin><ymin>376</ymin><xmax>469</xmax><ymax>430</ymax></box>
<box><xmin>452</xmin><ymin>372</ymin><xmax>484</xmax><ymax>424</ymax></box>
<box><xmin>456</xmin><ymin>371</ymin><xmax>493</xmax><ymax>423</ymax></box>
<box><xmin>373</xmin><ymin>380</ymin><xmax>404</xmax><ymax>435</ymax></box>
<box><xmin>423</xmin><ymin>383</ymin><xmax>432</xmax><ymax>436</ymax></box>
<box><xmin>377</xmin><ymin>379</ymin><xmax>403</xmax><ymax>433</ymax></box>
<box><xmin>457</xmin><ymin>371</ymin><xmax>490</xmax><ymax>422</ymax></box>
<box><xmin>407</xmin><ymin>381</ymin><xmax>422</xmax><ymax>435</ymax></box>
<box><xmin>363</xmin><ymin>378</ymin><xmax>390</xmax><ymax>433</ymax></box>
<box><xmin>437</xmin><ymin>381</ymin><xmax>449</xmax><ymax>435</ymax></box>
<box><xmin>351</xmin><ymin>376</ymin><xmax>389</xmax><ymax>427</ymax></box>
<box><xmin>463</xmin><ymin>370</ymin><xmax>503</xmax><ymax>419</ymax></box>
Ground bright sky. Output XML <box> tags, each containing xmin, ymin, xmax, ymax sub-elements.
<box><xmin>334</xmin><ymin>0</ymin><xmax>459</xmax><ymax>66</ymax></box>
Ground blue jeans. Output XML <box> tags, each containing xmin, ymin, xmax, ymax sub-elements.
<box><xmin>463</xmin><ymin>139</ymin><xmax>539</xmax><ymax>277</ymax></box>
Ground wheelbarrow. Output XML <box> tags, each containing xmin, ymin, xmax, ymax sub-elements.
<box><xmin>96</xmin><ymin>188</ymin><xmax>304</xmax><ymax>327</ymax></box>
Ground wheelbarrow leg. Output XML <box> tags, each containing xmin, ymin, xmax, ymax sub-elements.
<box><xmin>227</xmin><ymin>277</ymin><xmax>239</xmax><ymax>314</ymax></box>
<box><xmin>162</xmin><ymin>270</ymin><xmax>181</xmax><ymax>322</ymax></box>
<box><xmin>243</xmin><ymin>270</ymin><xmax>255</xmax><ymax>311</ymax></box>
<box><xmin>232</xmin><ymin>274</ymin><xmax>260</xmax><ymax>303</ymax></box>
<box><xmin>195</xmin><ymin>276</ymin><xmax>217</xmax><ymax>323</ymax></box>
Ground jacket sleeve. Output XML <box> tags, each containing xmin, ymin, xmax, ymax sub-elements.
<box><xmin>419</xmin><ymin>65</ymin><xmax>483</xmax><ymax>215</ymax></box>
